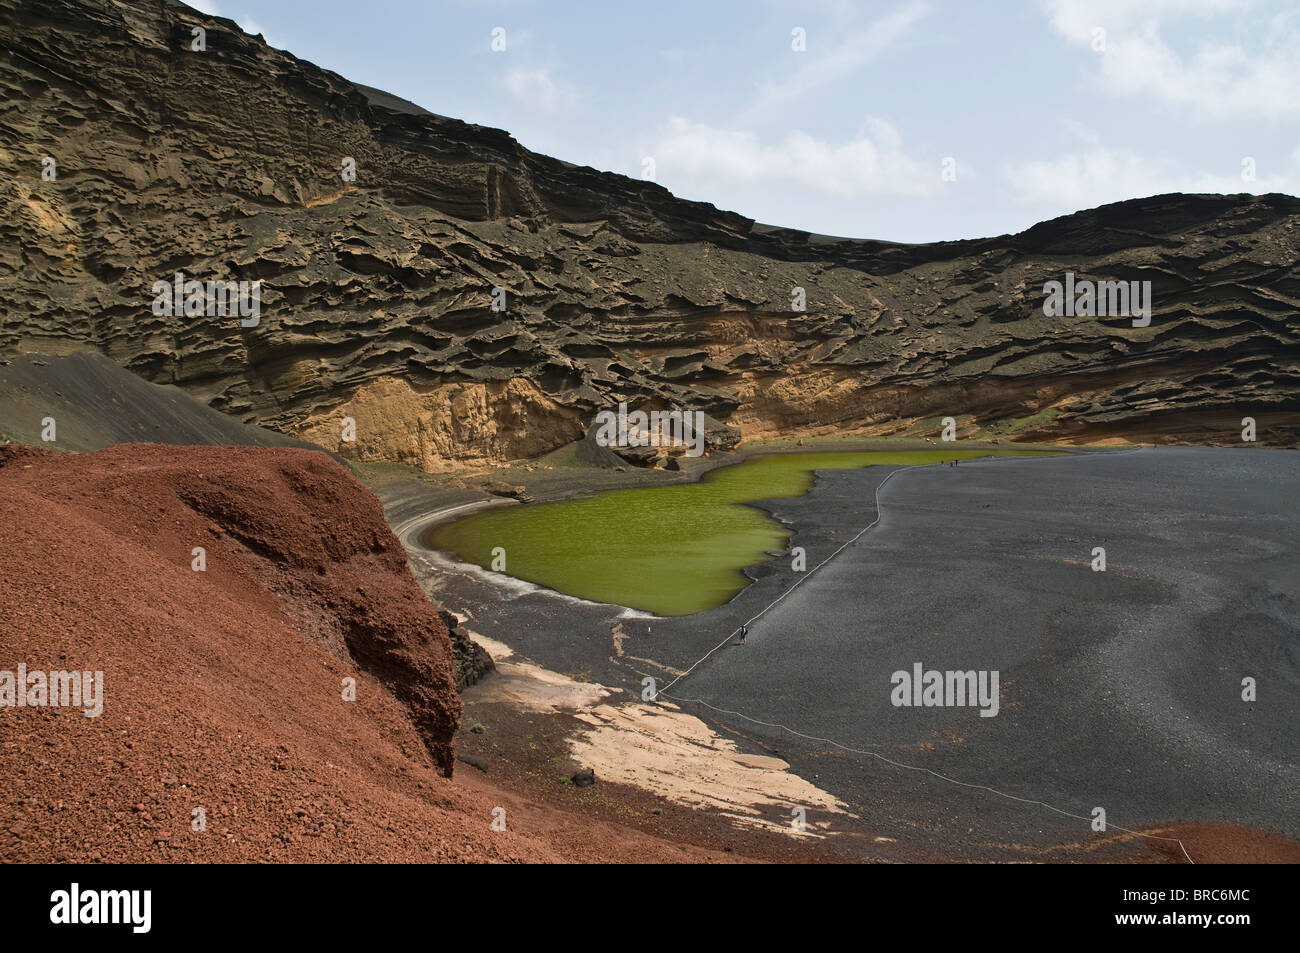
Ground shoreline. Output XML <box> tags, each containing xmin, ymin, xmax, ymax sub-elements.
<box><xmin>392</xmin><ymin>445</ymin><xmax>1073</xmax><ymax>620</ymax></box>
<box><xmin>376</xmin><ymin>443</ymin><xmax>1300</xmax><ymax>863</ymax></box>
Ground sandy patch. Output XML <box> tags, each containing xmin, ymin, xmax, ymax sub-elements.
<box><xmin>463</xmin><ymin>631</ymin><xmax>850</xmax><ymax>837</ymax></box>
<box><xmin>567</xmin><ymin>702</ymin><xmax>849</xmax><ymax>837</ymax></box>
<box><xmin>465</xmin><ymin>630</ymin><xmax>612</xmax><ymax>711</ymax></box>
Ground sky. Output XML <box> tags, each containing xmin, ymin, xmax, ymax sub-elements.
<box><xmin>188</xmin><ymin>0</ymin><xmax>1300</xmax><ymax>243</ymax></box>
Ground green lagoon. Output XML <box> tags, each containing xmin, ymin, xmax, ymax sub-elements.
<box><xmin>428</xmin><ymin>449</ymin><xmax>1050</xmax><ymax>616</ymax></box>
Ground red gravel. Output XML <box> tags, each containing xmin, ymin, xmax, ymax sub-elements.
<box><xmin>0</xmin><ymin>444</ymin><xmax>734</xmax><ymax>862</ymax></box>
<box><xmin>1135</xmin><ymin>822</ymin><xmax>1300</xmax><ymax>864</ymax></box>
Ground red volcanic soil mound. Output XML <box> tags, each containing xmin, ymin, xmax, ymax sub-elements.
<box><xmin>1138</xmin><ymin>823</ymin><xmax>1300</xmax><ymax>865</ymax></box>
<box><xmin>0</xmin><ymin>444</ymin><xmax>729</xmax><ymax>862</ymax></box>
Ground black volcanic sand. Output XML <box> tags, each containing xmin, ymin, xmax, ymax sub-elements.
<box><xmin>0</xmin><ymin>352</ymin><xmax>326</xmax><ymax>454</ymax></box>
<box><xmin>398</xmin><ymin>447</ymin><xmax>1299</xmax><ymax>861</ymax></box>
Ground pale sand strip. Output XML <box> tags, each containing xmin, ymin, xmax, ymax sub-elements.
<box><xmin>465</xmin><ymin>631</ymin><xmax>849</xmax><ymax>837</ymax></box>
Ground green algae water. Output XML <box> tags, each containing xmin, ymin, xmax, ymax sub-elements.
<box><xmin>429</xmin><ymin>450</ymin><xmax>1049</xmax><ymax>616</ymax></box>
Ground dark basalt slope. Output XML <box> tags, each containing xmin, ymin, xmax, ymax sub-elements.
<box><xmin>2</xmin><ymin>0</ymin><xmax>1297</xmax><ymax>468</ymax></box>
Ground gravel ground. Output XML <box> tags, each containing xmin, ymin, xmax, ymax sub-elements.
<box><xmin>405</xmin><ymin>446</ymin><xmax>1299</xmax><ymax>861</ymax></box>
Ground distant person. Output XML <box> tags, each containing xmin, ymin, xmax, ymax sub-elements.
<box><xmin>739</xmin><ymin>624</ymin><xmax>748</xmax><ymax>644</ymax></box>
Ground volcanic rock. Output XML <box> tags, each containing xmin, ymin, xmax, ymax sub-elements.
<box><xmin>1</xmin><ymin>0</ymin><xmax>1295</xmax><ymax>457</ymax></box>
<box><xmin>478</xmin><ymin>481</ymin><xmax>529</xmax><ymax>501</ymax></box>
<box><xmin>0</xmin><ymin>442</ymin><xmax>736</xmax><ymax>862</ymax></box>
<box><xmin>0</xmin><ymin>442</ymin><xmax>463</xmax><ymax>773</ymax></box>
<box><xmin>437</xmin><ymin>609</ymin><xmax>496</xmax><ymax>691</ymax></box>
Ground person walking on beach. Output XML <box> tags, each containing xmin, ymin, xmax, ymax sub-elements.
<box><xmin>739</xmin><ymin>624</ymin><xmax>748</xmax><ymax>644</ymax></box>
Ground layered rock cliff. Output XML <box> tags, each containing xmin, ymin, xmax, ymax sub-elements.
<box><xmin>2</xmin><ymin>0</ymin><xmax>1297</xmax><ymax>465</ymax></box>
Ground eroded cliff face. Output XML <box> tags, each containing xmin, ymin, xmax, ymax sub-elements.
<box><xmin>2</xmin><ymin>0</ymin><xmax>1297</xmax><ymax>465</ymax></box>
<box><xmin>289</xmin><ymin>375</ymin><xmax>584</xmax><ymax>472</ymax></box>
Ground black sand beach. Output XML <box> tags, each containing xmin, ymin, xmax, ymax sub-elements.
<box><xmin>400</xmin><ymin>446</ymin><xmax>1299</xmax><ymax>860</ymax></box>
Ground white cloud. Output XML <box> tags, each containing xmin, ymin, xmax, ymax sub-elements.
<box><xmin>651</xmin><ymin>116</ymin><xmax>934</xmax><ymax>198</ymax></box>
<box><xmin>183</xmin><ymin>4</ymin><xmax>282</xmax><ymax>48</ymax></box>
<box><xmin>1043</xmin><ymin>0</ymin><xmax>1244</xmax><ymax>39</ymax></box>
<box><xmin>1043</xmin><ymin>0</ymin><xmax>1300</xmax><ymax>120</ymax></box>
<box><xmin>501</xmin><ymin>67</ymin><xmax>578</xmax><ymax>115</ymax></box>
<box><xmin>744</xmin><ymin>1</ymin><xmax>930</xmax><ymax>120</ymax></box>
<box><xmin>234</xmin><ymin>15</ymin><xmax>283</xmax><ymax>49</ymax></box>
<box><xmin>1005</xmin><ymin>144</ymin><xmax>1295</xmax><ymax>208</ymax></box>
